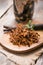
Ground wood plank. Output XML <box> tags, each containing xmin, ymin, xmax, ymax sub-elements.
<box><xmin>0</xmin><ymin>0</ymin><xmax>13</xmax><ymax>18</ymax></box>
<box><xmin>36</xmin><ymin>54</ymin><xmax>43</xmax><ymax>65</ymax></box>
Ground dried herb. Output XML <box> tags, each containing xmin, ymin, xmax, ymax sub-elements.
<box><xmin>4</xmin><ymin>23</ymin><xmax>40</xmax><ymax>47</ymax></box>
<box><xmin>25</xmin><ymin>20</ymin><xmax>35</xmax><ymax>30</ymax></box>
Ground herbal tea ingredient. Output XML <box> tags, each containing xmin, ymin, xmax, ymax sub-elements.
<box><xmin>5</xmin><ymin>23</ymin><xmax>40</xmax><ymax>47</ymax></box>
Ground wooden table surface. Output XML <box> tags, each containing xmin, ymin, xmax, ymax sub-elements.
<box><xmin>0</xmin><ymin>0</ymin><xmax>43</xmax><ymax>65</ymax></box>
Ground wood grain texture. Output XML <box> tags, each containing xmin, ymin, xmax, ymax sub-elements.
<box><xmin>0</xmin><ymin>0</ymin><xmax>13</xmax><ymax>18</ymax></box>
<box><xmin>0</xmin><ymin>52</ymin><xmax>16</xmax><ymax>65</ymax></box>
<box><xmin>36</xmin><ymin>54</ymin><xmax>43</xmax><ymax>65</ymax></box>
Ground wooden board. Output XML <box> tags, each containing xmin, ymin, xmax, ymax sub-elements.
<box><xmin>0</xmin><ymin>25</ymin><xmax>43</xmax><ymax>53</ymax></box>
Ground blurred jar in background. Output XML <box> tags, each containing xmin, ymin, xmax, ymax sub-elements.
<box><xmin>13</xmin><ymin>0</ymin><xmax>34</xmax><ymax>23</ymax></box>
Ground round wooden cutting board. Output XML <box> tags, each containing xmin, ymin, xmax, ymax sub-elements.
<box><xmin>0</xmin><ymin>25</ymin><xmax>43</xmax><ymax>53</ymax></box>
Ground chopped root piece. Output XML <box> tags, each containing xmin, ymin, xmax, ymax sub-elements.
<box><xmin>5</xmin><ymin>23</ymin><xmax>40</xmax><ymax>47</ymax></box>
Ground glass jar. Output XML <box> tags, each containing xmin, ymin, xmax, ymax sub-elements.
<box><xmin>13</xmin><ymin>0</ymin><xmax>34</xmax><ymax>22</ymax></box>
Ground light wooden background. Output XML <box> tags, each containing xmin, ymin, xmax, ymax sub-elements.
<box><xmin>0</xmin><ymin>0</ymin><xmax>43</xmax><ymax>65</ymax></box>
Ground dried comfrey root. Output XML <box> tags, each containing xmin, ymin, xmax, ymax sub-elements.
<box><xmin>4</xmin><ymin>23</ymin><xmax>40</xmax><ymax>47</ymax></box>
